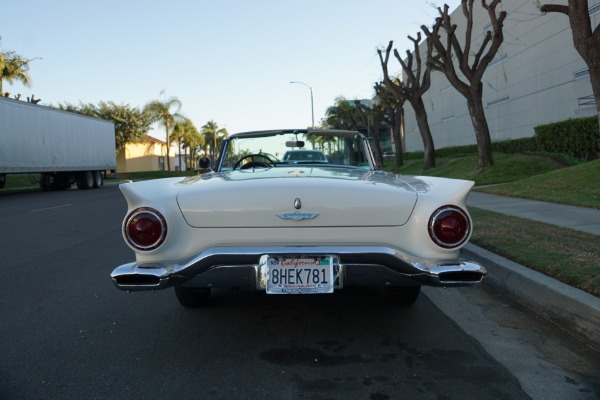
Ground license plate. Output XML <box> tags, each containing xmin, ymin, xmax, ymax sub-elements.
<box><xmin>266</xmin><ymin>256</ymin><xmax>334</xmax><ymax>294</ymax></box>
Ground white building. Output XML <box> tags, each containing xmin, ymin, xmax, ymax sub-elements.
<box><xmin>402</xmin><ymin>0</ymin><xmax>599</xmax><ymax>152</ymax></box>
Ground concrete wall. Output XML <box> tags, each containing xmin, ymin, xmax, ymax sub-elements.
<box><xmin>403</xmin><ymin>0</ymin><xmax>599</xmax><ymax>152</ymax></box>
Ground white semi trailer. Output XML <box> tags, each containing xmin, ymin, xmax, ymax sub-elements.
<box><xmin>0</xmin><ymin>96</ymin><xmax>116</xmax><ymax>190</ymax></box>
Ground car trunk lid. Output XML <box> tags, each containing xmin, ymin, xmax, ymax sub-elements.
<box><xmin>177</xmin><ymin>168</ymin><xmax>418</xmax><ymax>228</ymax></box>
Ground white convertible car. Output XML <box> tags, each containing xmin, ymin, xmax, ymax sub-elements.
<box><xmin>111</xmin><ymin>129</ymin><xmax>486</xmax><ymax>307</ymax></box>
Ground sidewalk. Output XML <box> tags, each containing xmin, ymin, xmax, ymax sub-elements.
<box><xmin>467</xmin><ymin>191</ymin><xmax>600</xmax><ymax>236</ymax></box>
<box><xmin>463</xmin><ymin>191</ymin><xmax>600</xmax><ymax>352</ymax></box>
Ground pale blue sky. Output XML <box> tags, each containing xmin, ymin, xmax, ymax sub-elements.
<box><xmin>2</xmin><ymin>0</ymin><xmax>461</xmax><ymax>139</ymax></box>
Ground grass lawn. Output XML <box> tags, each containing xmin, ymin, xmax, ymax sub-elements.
<box><xmin>385</xmin><ymin>154</ymin><xmax>600</xmax><ymax>209</ymax></box>
<box><xmin>469</xmin><ymin>207</ymin><xmax>600</xmax><ymax>297</ymax></box>
<box><xmin>2</xmin><ymin>174</ymin><xmax>41</xmax><ymax>190</ymax></box>
<box><xmin>476</xmin><ymin>159</ymin><xmax>600</xmax><ymax>209</ymax></box>
<box><xmin>384</xmin><ymin>153</ymin><xmax>566</xmax><ymax>186</ymax></box>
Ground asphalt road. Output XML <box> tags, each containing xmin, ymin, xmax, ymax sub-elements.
<box><xmin>0</xmin><ymin>186</ymin><xmax>596</xmax><ymax>399</ymax></box>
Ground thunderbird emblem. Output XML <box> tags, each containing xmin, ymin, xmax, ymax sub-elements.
<box><xmin>277</xmin><ymin>212</ymin><xmax>319</xmax><ymax>221</ymax></box>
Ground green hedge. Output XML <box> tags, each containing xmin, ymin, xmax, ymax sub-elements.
<box><xmin>534</xmin><ymin>116</ymin><xmax>599</xmax><ymax>159</ymax></box>
<box><xmin>404</xmin><ymin>116</ymin><xmax>599</xmax><ymax>160</ymax></box>
<box><xmin>493</xmin><ymin>137</ymin><xmax>538</xmax><ymax>153</ymax></box>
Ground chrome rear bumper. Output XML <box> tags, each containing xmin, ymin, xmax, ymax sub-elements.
<box><xmin>111</xmin><ymin>246</ymin><xmax>486</xmax><ymax>292</ymax></box>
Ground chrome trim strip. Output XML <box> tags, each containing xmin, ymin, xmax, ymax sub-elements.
<box><xmin>111</xmin><ymin>245</ymin><xmax>486</xmax><ymax>292</ymax></box>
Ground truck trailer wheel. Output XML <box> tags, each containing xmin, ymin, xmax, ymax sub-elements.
<box><xmin>93</xmin><ymin>171</ymin><xmax>103</xmax><ymax>188</ymax></box>
<box><xmin>55</xmin><ymin>173</ymin><xmax>72</xmax><ymax>190</ymax></box>
<box><xmin>77</xmin><ymin>171</ymin><xmax>94</xmax><ymax>190</ymax></box>
<box><xmin>40</xmin><ymin>173</ymin><xmax>52</xmax><ymax>191</ymax></box>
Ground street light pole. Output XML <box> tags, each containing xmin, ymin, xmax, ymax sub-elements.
<box><xmin>290</xmin><ymin>81</ymin><xmax>314</xmax><ymax>128</ymax></box>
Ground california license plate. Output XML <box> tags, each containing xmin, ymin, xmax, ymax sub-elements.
<box><xmin>266</xmin><ymin>256</ymin><xmax>334</xmax><ymax>294</ymax></box>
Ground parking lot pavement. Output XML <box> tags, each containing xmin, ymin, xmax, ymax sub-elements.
<box><xmin>464</xmin><ymin>191</ymin><xmax>600</xmax><ymax>352</ymax></box>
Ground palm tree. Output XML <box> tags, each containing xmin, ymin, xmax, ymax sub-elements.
<box><xmin>174</xmin><ymin>118</ymin><xmax>204</xmax><ymax>170</ymax></box>
<box><xmin>323</xmin><ymin>97</ymin><xmax>362</xmax><ymax>130</ymax></box>
<box><xmin>314</xmin><ymin>135</ymin><xmax>337</xmax><ymax>153</ymax></box>
<box><xmin>182</xmin><ymin>120</ymin><xmax>204</xmax><ymax>169</ymax></box>
<box><xmin>201</xmin><ymin>120</ymin><xmax>228</xmax><ymax>164</ymax></box>
<box><xmin>144</xmin><ymin>96</ymin><xmax>183</xmax><ymax>171</ymax></box>
<box><xmin>0</xmin><ymin>50</ymin><xmax>33</xmax><ymax>94</ymax></box>
<box><xmin>173</xmin><ymin>120</ymin><xmax>187</xmax><ymax>171</ymax></box>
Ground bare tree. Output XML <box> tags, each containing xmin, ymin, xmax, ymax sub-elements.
<box><xmin>378</xmin><ymin>36</ymin><xmax>436</xmax><ymax>169</ymax></box>
<box><xmin>540</xmin><ymin>0</ymin><xmax>600</xmax><ymax>128</ymax></box>
<box><xmin>421</xmin><ymin>0</ymin><xmax>507</xmax><ymax>172</ymax></box>
<box><xmin>354</xmin><ymin>99</ymin><xmax>384</xmax><ymax>165</ymax></box>
<box><xmin>375</xmin><ymin>82</ymin><xmax>405</xmax><ymax>168</ymax></box>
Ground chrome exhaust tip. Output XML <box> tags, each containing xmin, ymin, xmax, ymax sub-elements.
<box><xmin>429</xmin><ymin>261</ymin><xmax>487</xmax><ymax>287</ymax></box>
<box><xmin>111</xmin><ymin>263</ymin><xmax>171</xmax><ymax>291</ymax></box>
<box><xmin>113</xmin><ymin>274</ymin><xmax>162</xmax><ymax>287</ymax></box>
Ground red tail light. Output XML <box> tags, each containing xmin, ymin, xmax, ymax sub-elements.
<box><xmin>124</xmin><ymin>208</ymin><xmax>167</xmax><ymax>251</ymax></box>
<box><xmin>428</xmin><ymin>206</ymin><xmax>470</xmax><ymax>249</ymax></box>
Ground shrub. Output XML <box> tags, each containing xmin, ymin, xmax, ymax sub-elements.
<box><xmin>493</xmin><ymin>137</ymin><xmax>538</xmax><ymax>154</ymax></box>
<box><xmin>403</xmin><ymin>116</ymin><xmax>598</xmax><ymax>160</ymax></box>
<box><xmin>534</xmin><ymin>116</ymin><xmax>599</xmax><ymax>159</ymax></box>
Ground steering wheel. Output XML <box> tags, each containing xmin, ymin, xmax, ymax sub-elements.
<box><xmin>233</xmin><ymin>154</ymin><xmax>274</xmax><ymax>170</ymax></box>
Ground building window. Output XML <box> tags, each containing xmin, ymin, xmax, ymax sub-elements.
<box><xmin>158</xmin><ymin>157</ymin><xmax>165</xmax><ymax>171</ymax></box>
<box><xmin>487</xmin><ymin>96</ymin><xmax>510</xmax><ymax>107</ymax></box>
<box><xmin>579</xmin><ymin>95</ymin><xmax>595</xmax><ymax>107</ymax></box>
<box><xmin>574</xmin><ymin>68</ymin><xmax>590</xmax><ymax>80</ymax></box>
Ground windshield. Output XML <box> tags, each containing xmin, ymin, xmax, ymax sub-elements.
<box><xmin>218</xmin><ymin>131</ymin><xmax>373</xmax><ymax>171</ymax></box>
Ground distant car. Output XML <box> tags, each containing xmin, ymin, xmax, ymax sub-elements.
<box><xmin>282</xmin><ymin>150</ymin><xmax>328</xmax><ymax>163</ymax></box>
<box><xmin>382</xmin><ymin>151</ymin><xmax>396</xmax><ymax>161</ymax></box>
<box><xmin>111</xmin><ymin>129</ymin><xmax>486</xmax><ymax>308</ymax></box>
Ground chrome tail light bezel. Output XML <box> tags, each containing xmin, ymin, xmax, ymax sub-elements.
<box><xmin>428</xmin><ymin>205</ymin><xmax>471</xmax><ymax>249</ymax></box>
<box><xmin>123</xmin><ymin>207</ymin><xmax>168</xmax><ymax>251</ymax></box>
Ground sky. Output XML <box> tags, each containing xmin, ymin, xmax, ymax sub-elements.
<box><xmin>2</xmin><ymin>0</ymin><xmax>462</xmax><ymax>140</ymax></box>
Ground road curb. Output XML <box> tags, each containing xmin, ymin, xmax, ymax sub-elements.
<box><xmin>461</xmin><ymin>243</ymin><xmax>600</xmax><ymax>352</ymax></box>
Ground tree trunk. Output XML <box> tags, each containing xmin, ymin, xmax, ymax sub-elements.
<box><xmin>190</xmin><ymin>147</ymin><xmax>196</xmax><ymax>169</ymax></box>
<box><xmin>466</xmin><ymin>90</ymin><xmax>494</xmax><ymax>172</ymax></box>
<box><xmin>178</xmin><ymin>138</ymin><xmax>182</xmax><ymax>171</ymax></box>
<box><xmin>412</xmin><ymin>98</ymin><xmax>436</xmax><ymax>169</ymax></box>
<box><xmin>541</xmin><ymin>1</ymin><xmax>600</xmax><ymax>137</ymax></box>
<box><xmin>372</xmin><ymin>114</ymin><xmax>385</xmax><ymax>166</ymax></box>
<box><xmin>184</xmin><ymin>145</ymin><xmax>189</xmax><ymax>170</ymax></box>
<box><xmin>566</xmin><ymin>0</ymin><xmax>600</xmax><ymax>128</ymax></box>
<box><xmin>393</xmin><ymin>108</ymin><xmax>404</xmax><ymax>168</ymax></box>
<box><xmin>589</xmin><ymin>63</ymin><xmax>600</xmax><ymax>130</ymax></box>
<box><xmin>165</xmin><ymin>127</ymin><xmax>171</xmax><ymax>172</ymax></box>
